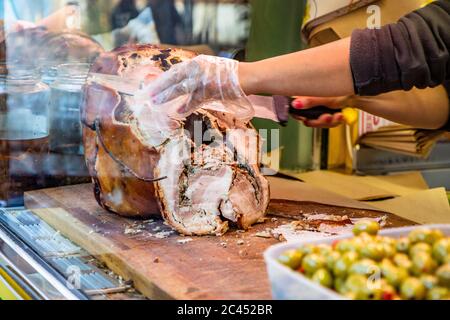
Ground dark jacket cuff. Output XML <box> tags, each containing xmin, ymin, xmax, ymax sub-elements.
<box><xmin>350</xmin><ymin>27</ymin><xmax>403</xmax><ymax>96</ymax></box>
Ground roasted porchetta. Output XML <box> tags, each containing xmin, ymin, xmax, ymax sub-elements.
<box><xmin>82</xmin><ymin>45</ymin><xmax>270</xmax><ymax>236</ymax></box>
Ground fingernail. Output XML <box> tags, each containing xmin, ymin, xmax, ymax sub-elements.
<box><xmin>325</xmin><ymin>116</ymin><xmax>333</xmax><ymax>123</ymax></box>
<box><xmin>337</xmin><ymin>114</ymin><xmax>344</xmax><ymax>121</ymax></box>
<box><xmin>292</xmin><ymin>100</ymin><xmax>304</xmax><ymax>109</ymax></box>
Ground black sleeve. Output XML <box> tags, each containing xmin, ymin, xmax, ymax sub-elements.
<box><xmin>442</xmin><ymin>80</ymin><xmax>450</xmax><ymax>131</ymax></box>
<box><xmin>350</xmin><ymin>0</ymin><xmax>450</xmax><ymax>96</ymax></box>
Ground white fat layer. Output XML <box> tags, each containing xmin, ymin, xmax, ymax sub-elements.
<box><xmin>157</xmin><ymin>136</ymin><xmax>235</xmax><ymax>233</ymax></box>
<box><xmin>185</xmin><ymin>166</ymin><xmax>233</xmax><ymax>215</ymax></box>
<box><xmin>157</xmin><ymin>136</ymin><xmax>192</xmax><ymax>214</ymax></box>
<box><xmin>127</xmin><ymin>95</ymin><xmax>183</xmax><ymax>147</ymax></box>
<box><xmin>220</xmin><ymin>199</ymin><xmax>236</xmax><ymax>222</ymax></box>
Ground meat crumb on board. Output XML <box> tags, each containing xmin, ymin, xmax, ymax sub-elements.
<box><xmin>271</xmin><ymin>214</ymin><xmax>388</xmax><ymax>242</ymax></box>
<box><xmin>219</xmin><ymin>242</ymin><xmax>228</xmax><ymax>248</ymax></box>
<box><xmin>254</xmin><ymin>230</ymin><xmax>272</xmax><ymax>239</ymax></box>
<box><xmin>177</xmin><ymin>238</ymin><xmax>193</xmax><ymax>244</ymax></box>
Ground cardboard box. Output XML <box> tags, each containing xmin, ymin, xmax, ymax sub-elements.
<box><xmin>303</xmin><ymin>0</ymin><xmax>431</xmax><ymax>47</ymax></box>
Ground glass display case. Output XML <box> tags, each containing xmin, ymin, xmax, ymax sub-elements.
<box><xmin>1</xmin><ymin>0</ymin><xmax>448</xmax><ymax>302</ymax></box>
<box><xmin>0</xmin><ymin>0</ymin><xmax>266</xmax><ymax>300</ymax></box>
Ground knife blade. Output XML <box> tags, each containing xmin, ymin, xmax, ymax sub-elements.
<box><xmin>87</xmin><ymin>73</ymin><xmax>143</xmax><ymax>96</ymax></box>
<box><xmin>88</xmin><ymin>73</ymin><xmax>342</xmax><ymax>124</ymax></box>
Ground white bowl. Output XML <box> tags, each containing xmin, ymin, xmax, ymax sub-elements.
<box><xmin>264</xmin><ymin>224</ymin><xmax>450</xmax><ymax>300</ymax></box>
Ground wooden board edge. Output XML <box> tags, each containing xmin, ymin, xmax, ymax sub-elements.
<box><xmin>31</xmin><ymin>208</ymin><xmax>175</xmax><ymax>300</ymax></box>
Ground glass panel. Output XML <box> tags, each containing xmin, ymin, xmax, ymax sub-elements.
<box><xmin>0</xmin><ymin>0</ymin><xmax>281</xmax><ymax>301</ymax></box>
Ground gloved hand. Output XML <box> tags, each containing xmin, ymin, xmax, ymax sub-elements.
<box><xmin>145</xmin><ymin>55</ymin><xmax>255</xmax><ymax>121</ymax></box>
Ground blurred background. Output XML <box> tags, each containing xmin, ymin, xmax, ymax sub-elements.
<box><xmin>0</xmin><ymin>0</ymin><xmax>314</xmax><ymax>206</ymax></box>
<box><xmin>0</xmin><ymin>0</ymin><xmax>449</xmax><ymax>209</ymax></box>
<box><xmin>1</xmin><ymin>0</ymin><xmax>252</xmax><ymax>52</ymax></box>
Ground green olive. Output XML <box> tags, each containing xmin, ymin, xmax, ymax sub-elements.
<box><xmin>360</xmin><ymin>242</ymin><xmax>385</xmax><ymax>261</ymax></box>
<box><xmin>426</xmin><ymin>287</ymin><xmax>449</xmax><ymax>300</ymax></box>
<box><xmin>278</xmin><ymin>249</ymin><xmax>304</xmax><ymax>269</ymax></box>
<box><xmin>353</xmin><ymin>220</ymin><xmax>380</xmax><ymax>236</ymax></box>
<box><xmin>371</xmin><ymin>279</ymin><xmax>397</xmax><ymax>300</ymax></box>
<box><xmin>444</xmin><ymin>255</ymin><xmax>450</xmax><ymax>264</ymax></box>
<box><xmin>343</xmin><ymin>251</ymin><xmax>360</xmax><ymax>264</ymax></box>
<box><xmin>382</xmin><ymin>265</ymin><xmax>409</xmax><ymax>288</ymax></box>
<box><xmin>357</xmin><ymin>232</ymin><xmax>376</xmax><ymax>243</ymax></box>
<box><xmin>393</xmin><ymin>253</ymin><xmax>413</xmax><ymax>271</ymax></box>
<box><xmin>349</xmin><ymin>259</ymin><xmax>379</xmax><ymax>277</ymax></box>
<box><xmin>344</xmin><ymin>292</ymin><xmax>357</xmax><ymax>300</ymax></box>
<box><xmin>411</xmin><ymin>252</ymin><xmax>437</xmax><ymax>276</ymax></box>
<box><xmin>380</xmin><ymin>236</ymin><xmax>396</xmax><ymax>247</ymax></box>
<box><xmin>396</xmin><ymin>237</ymin><xmax>411</xmax><ymax>253</ymax></box>
<box><xmin>334</xmin><ymin>277</ymin><xmax>347</xmax><ymax>294</ymax></box>
<box><xmin>379</xmin><ymin>258</ymin><xmax>394</xmax><ymax>270</ymax></box>
<box><xmin>432</xmin><ymin>238</ymin><xmax>450</xmax><ymax>263</ymax></box>
<box><xmin>333</xmin><ymin>252</ymin><xmax>359</xmax><ymax>278</ymax></box>
<box><xmin>429</xmin><ymin>230</ymin><xmax>444</xmax><ymax>243</ymax></box>
<box><xmin>345</xmin><ymin>274</ymin><xmax>370</xmax><ymax>300</ymax></box>
<box><xmin>326</xmin><ymin>251</ymin><xmax>341</xmax><ymax>270</ymax></box>
<box><xmin>409</xmin><ymin>242</ymin><xmax>432</xmax><ymax>257</ymax></box>
<box><xmin>336</xmin><ymin>239</ymin><xmax>361</xmax><ymax>253</ymax></box>
<box><xmin>380</xmin><ymin>258</ymin><xmax>392</xmax><ymax>269</ymax></box>
<box><xmin>436</xmin><ymin>264</ymin><xmax>450</xmax><ymax>288</ymax></box>
<box><xmin>420</xmin><ymin>274</ymin><xmax>439</xmax><ymax>290</ymax></box>
<box><xmin>316</xmin><ymin>244</ymin><xmax>332</xmax><ymax>255</ymax></box>
<box><xmin>299</xmin><ymin>244</ymin><xmax>317</xmax><ymax>255</ymax></box>
<box><xmin>408</xmin><ymin>229</ymin><xmax>435</xmax><ymax>244</ymax></box>
<box><xmin>400</xmin><ymin>277</ymin><xmax>426</xmax><ymax>300</ymax></box>
<box><xmin>311</xmin><ymin>268</ymin><xmax>333</xmax><ymax>288</ymax></box>
<box><xmin>381</xmin><ymin>243</ymin><xmax>396</xmax><ymax>258</ymax></box>
<box><xmin>301</xmin><ymin>253</ymin><xmax>326</xmax><ymax>275</ymax></box>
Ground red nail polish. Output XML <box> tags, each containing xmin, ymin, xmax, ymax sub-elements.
<box><xmin>292</xmin><ymin>100</ymin><xmax>304</xmax><ymax>109</ymax></box>
<box><xmin>326</xmin><ymin>116</ymin><xmax>333</xmax><ymax>123</ymax></box>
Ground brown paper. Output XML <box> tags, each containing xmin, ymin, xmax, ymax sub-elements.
<box><xmin>267</xmin><ymin>176</ymin><xmax>384</xmax><ymax>212</ymax></box>
<box><xmin>368</xmin><ymin>188</ymin><xmax>450</xmax><ymax>224</ymax></box>
<box><xmin>283</xmin><ymin>170</ymin><xmax>429</xmax><ymax>201</ymax></box>
<box><xmin>268</xmin><ymin>175</ymin><xmax>449</xmax><ymax>225</ymax></box>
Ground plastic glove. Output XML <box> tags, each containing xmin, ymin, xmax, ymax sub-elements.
<box><xmin>145</xmin><ymin>55</ymin><xmax>255</xmax><ymax>121</ymax></box>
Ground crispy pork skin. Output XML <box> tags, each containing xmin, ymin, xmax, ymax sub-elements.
<box><xmin>82</xmin><ymin>45</ymin><xmax>270</xmax><ymax>236</ymax></box>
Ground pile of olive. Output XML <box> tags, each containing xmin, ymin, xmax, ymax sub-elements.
<box><xmin>278</xmin><ymin>221</ymin><xmax>450</xmax><ymax>300</ymax></box>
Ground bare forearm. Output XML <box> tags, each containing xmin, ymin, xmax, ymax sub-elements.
<box><xmin>239</xmin><ymin>38</ymin><xmax>354</xmax><ymax>97</ymax></box>
<box><xmin>353</xmin><ymin>86</ymin><xmax>450</xmax><ymax>130</ymax></box>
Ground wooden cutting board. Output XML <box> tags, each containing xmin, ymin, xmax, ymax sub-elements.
<box><xmin>24</xmin><ymin>181</ymin><xmax>414</xmax><ymax>300</ymax></box>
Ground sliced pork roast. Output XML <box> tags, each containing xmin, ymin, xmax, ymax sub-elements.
<box><xmin>82</xmin><ymin>45</ymin><xmax>270</xmax><ymax>236</ymax></box>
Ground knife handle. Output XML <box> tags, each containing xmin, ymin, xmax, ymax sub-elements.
<box><xmin>289</xmin><ymin>105</ymin><xmax>343</xmax><ymax>120</ymax></box>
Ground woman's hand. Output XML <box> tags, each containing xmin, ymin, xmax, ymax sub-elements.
<box><xmin>291</xmin><ymin>96</ymin><xmax>351</xmax><ymax>128</ymax></box>
<box><xmin>147</xmin><ymin>55</ymin><xmax>254</xmax><ymax>121</ymax></box>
